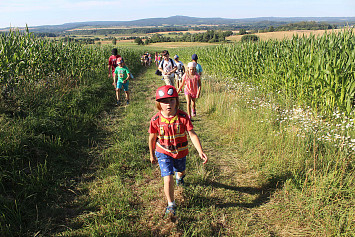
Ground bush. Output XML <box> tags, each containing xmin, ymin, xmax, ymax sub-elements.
<box><xmin>241</xmin><ymin>34</ymin><xmax>259</xmax><ymax>42</ymax></box>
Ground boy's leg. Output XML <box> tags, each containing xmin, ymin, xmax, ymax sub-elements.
<box><xmin>173</xmin><ymin>157</ymin><xmax>187</xmax><ymax>186</ymax></box>
<box><xmin>170</xmin><ymin>75</ymin><xmax>175</xmax><ymax>87</ymax></box>
<box><xmin>116</xmin><ymin>88</ymin><xmax>120</xmax><ymax>102</ymax></box>
<box><xmin>156</xmin><ymin>152</ymin><xmax>176</xmax><ymax>208</ymax></box>
<box><xmin>176</xmin><ymin>171</ymin><xmax>186</xmax><ymax>178</ymax></box>
<box><xmin>175</xmin><ymin>75</ymin><xmax>179</xmax><ymax>89</ymax></box>
<box><xmin>125</xmin><ymin>91</ymin><xmax>130</xmax><ymax>104</ymax></box>
<box><xmin>123</xmin><ymin>81</ymin><xmax>129</xmax><ymax>104</ymax></box>
<box><xmin>163</xmin><ymin>175</ymin><xmax>175</xmax><ymax>204</ymax></box>
<box><xmin>176</xmin><ymin>171</ymin><xmax>186</xmax><ymax>185</ymax></box>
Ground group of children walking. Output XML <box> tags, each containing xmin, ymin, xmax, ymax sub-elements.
<box><xmin>108</xmin><ymin>48</ymin><xmax>207</xmax><ymax>218</ymax></box>
<box><xmin>108</xmin><ymin>48</ymin><xmax>132</xmax><ymax>106</ymax></box>
<box><xmin>157</xmin><ymin>50</ymin><xmax>203</xmax><ymax>119</ymax></box>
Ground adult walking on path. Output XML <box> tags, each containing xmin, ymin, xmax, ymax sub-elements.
<box><xmin>174</xmin><ymin>55</ymin><xmax>185</xmax><ymax>89</ymax></box>
<box><xmin>158</xmin><ymin>50</ymin><xmax>177</xmax><ymax>87</ymax></box>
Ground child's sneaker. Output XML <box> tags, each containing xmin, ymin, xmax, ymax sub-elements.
<box><xmin>165</xmin><ymin>205</ymin><xmax>176</xmax><ymax>216</ymax></box>
<box><xmin>176</xmin><ymin>175</ymin><xmax>185</xmax><ymax>186</ymax></box>
<box><xmin>192</xmin><ymin>109</ymin><xmax>196</xmax><ymax>117</ymax></box>
<box><xmin>116</xmin><ymin>100</ymin><xmax>120</xmax><ymax>106</ymax></box>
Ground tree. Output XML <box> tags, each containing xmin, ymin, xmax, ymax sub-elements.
<box><xmin>238</xmin><ymin>29</ymin><xmax>247</xmax><ymax>35</ymax></box>
<box><xmin>112</xmin><ymin>37</ymin><xmax>117</xmax><ymax>45</ymax></box>
<box><xmin>241</xmin><ymin>34</ymin><xmax>259</xmax><ymax>42</ymax></box>
<box><xmin>134</xmin><ymin>37</ymin><xmax>144</xmax><ymax>45</ymax></box>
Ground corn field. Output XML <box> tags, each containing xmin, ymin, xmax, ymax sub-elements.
<box><xmin>0</xmin><ymin>30</ymin><xmax>142</xmax><ymax>109</ymax></box>
<box><xmin>0</xmin><ymin>30</ymin><xmax>144</xmax><ymax>235</ymax></box>
<box><xmin>175</xmin><ymin>29</ymin><xmax>355</xmax><ymax>116</ymax></box>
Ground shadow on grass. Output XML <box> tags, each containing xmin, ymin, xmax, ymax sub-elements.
<box><xmin>187</xmin><ymin>173</ymin><xmax>291</xmax><ymax>209</ymax></box>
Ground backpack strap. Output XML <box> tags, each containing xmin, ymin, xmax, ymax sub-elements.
<box><xmin>170</xmin><ymin>58</ymin><xmax>174</xmax><ymax>66</ymax></box>
<box><xmin>160</xmin><ymin>58</ymin><xmax>175</xmax><ymax>69</ymax></box>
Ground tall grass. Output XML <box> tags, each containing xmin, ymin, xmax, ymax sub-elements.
<box><xmin>0</xmin><ymin>29</ymin><xmax>145</xmax><ymax>235</ymax></box>
<box><xmin>175</xmin><ymin>29</ymin><xmax>355</xmax><ymax>116</ymax></box>
<box><xmin>172</xmin><ymin>32</ymin><xmax>354</xmax><ymax>234</ymax></box>
<box><xmin>197</xmin><ymin>79</ymin><xmax>354</xmax><ymax>235</ymax></box>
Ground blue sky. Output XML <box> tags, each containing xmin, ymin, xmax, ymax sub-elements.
<box><xmin>0</xmin><ymin>0</ymin><xmax>354</xmax><ymax>28</ymax></box>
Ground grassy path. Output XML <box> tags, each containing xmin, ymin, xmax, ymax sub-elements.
<box><xmin>57</xmin><ymin>66</ymin><xmax>283</xmax><ymax>236</ymax></box>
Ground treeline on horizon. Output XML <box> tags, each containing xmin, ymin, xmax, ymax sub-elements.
<box><xmin>63</xmin><ymin>21</ymin><xmax>339</xmax><ymax>36</ymax></box>
<box><xmin>137</xmin><ymin>30</ymin><xmax>234</xmax><ymax>44</ymax></box>
<box><xmin>0</xmin><ymin>21</ymin><xmax>342</xmax><ymax>45</ymax></box>
<box><xmin>11</xmin><ymin>21</ymin><xmax>339</xmax><ymax>37</ymax></box>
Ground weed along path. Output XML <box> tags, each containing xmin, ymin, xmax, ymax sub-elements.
<box><xmin>58</xmin><ymin>66</ymin><xmax>281</xmax><ymax>236</ymax></box>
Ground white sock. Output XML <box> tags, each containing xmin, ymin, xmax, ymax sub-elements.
<box><xmin>168</xmin><ymin>201</ymin><xmax>175</xmax><ymax>207</ymax></box>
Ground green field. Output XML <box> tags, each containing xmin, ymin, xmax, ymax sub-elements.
<box><xmin>0</xmin><ymin>29</ymin><xmax>354</xmax><ymax>236</ymax></box>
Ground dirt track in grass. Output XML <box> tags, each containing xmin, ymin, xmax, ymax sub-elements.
<box><xmin>55</xmin><ymin>65</ymin><xmax>283</xmax><ymax>236</ymax></box>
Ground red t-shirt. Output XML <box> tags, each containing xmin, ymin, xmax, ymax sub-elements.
<box><xmin>149</xmin><ymin>110</ymin><xmax>193</xmax><ymax>159</ymax></box>
<box><xmin>108</xmin><ymin>55</ymin><xmax>121</xmax><ymax>73</ymax></box>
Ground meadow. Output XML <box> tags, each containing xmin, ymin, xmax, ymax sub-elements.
<box><xmin>226</xmin><ymin>28</ymin><xmax>355</xmax><ymax>42</ymax></box>
<box><xmin>0</xmin><ymin>28</ymin><xmax>354</xmax><ymax>236</ymax></box>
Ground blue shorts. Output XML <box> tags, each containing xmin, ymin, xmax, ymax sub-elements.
<box><xmin>156</xmin><ymin>151</ymin><xmax>186</xmax><ymax>177</ymax></box>
<box><xmin>117</xmin><ymin>80</ymin><xmax>129</xmax><ymax>91</ymax></box>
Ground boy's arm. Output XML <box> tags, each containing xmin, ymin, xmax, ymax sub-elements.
<box><xmin>125</xmin><ymin>72</ymin><xmax>131</xmax><ymax>82</ymax></box>
<box><xmin>148</xmin><ymin>133</ymin><xmax>158</xmax><ymax>164</ymax></box>
<box><xmin>112</xmin><ymin>72</ymin><xmax>117</xmax><ymax>86</ymax></box>
<box><xmin>188</xmin><ymin>129</ymin><xmax>208</xmax><ymax>164</ymax></box>
<box><xmin>108</xmin><ymin>64</ymin><xmax>113</xmax><ymax>78</ymax></box>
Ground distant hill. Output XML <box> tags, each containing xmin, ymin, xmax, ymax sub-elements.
<box><xmin>2</xmin><ymin>15</ymin><xmax>355</xmax><ymax>33</ymax></box>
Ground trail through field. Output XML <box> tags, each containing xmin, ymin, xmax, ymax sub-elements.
<box><xmin>58</xmin><ymin>65</ymin><xmax>281</xmax><ymax>236</ymax></box>
<box><xmin>122</xmin><ymin>67</ymin><xmax>275</xmax><ymax>236</ymax></box>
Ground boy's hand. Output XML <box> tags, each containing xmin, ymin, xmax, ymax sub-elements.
<box><xmin>199</xmin><ymin>152</ymin><xmax>208</xmax><ymax>164</ymax></box>
<box><xmin>150</xmin><ymin>155</ymin><xmax>157</xmax><ymax>164</ymax></box>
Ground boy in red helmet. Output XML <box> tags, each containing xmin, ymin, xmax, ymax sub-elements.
<box><xmin>148</xmin><ymin>85</ymin><xmax>208</xmax><ymax>217</ymax></box>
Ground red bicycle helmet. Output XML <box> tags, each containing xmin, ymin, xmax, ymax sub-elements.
<box><xmin>156</xmin><ymin>85</ymin><xmax>178</xmax><ymax>101</ymax></box>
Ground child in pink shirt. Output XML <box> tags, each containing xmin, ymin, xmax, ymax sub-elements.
<box><xmin>177</xmin><ymin>62</ymin><xmax>201</xmax><ymax>119</ymax></box>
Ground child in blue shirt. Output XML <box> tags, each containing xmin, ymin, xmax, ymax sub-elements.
<box><xmin>114</xmin><ymin>58</ymin><xmax>131</xmax><ymax>105</ymax></box>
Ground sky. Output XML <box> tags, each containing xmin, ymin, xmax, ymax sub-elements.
<box><xmin>0</xmin><ymin>0</ymin><xmax>354</xmax><ymax>28</ymax></box>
